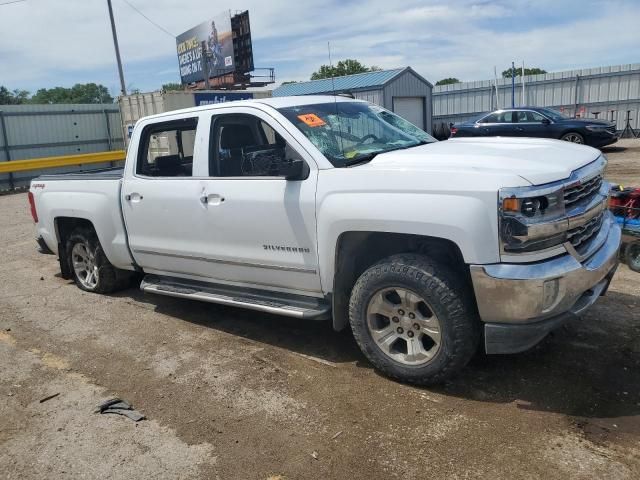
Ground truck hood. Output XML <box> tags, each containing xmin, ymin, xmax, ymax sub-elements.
<box><xmin>365</xmin><ymin>137</ymin><xmax>601</xmax><ymax>185</ymax></box>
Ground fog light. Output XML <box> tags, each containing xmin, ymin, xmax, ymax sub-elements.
<box><xmin>542</xmin><ymin>279</ymin><xmax>560</xmax><ymax>311</ymax></box>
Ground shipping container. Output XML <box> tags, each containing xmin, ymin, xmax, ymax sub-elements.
<box><xmin>118</xmin><ymin>89</ymin><xmax>272</xmax><ymax>145</ymax></box>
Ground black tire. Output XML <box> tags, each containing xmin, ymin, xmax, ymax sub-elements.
<box><xmin>560</xmin><ymin>132</ymin><xmax>585</xmax><ymax>144</ymax></box>
<box><xmin>625</xmin><ymin>240</ymin><xmax>640</xmax><ymax>273</ymax></box>
<box><xmin>349</xmin><ymin>254</ymin><xmax>480</xmax><ymax>385</ymax></box>
<box><xmin>65</xmin><ymin>227</ymin><xmax>130</xmax><ymax>294</ymax></box>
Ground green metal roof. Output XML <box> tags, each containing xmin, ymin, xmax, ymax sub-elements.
<box><xmin>273</xmin><ymin>68</ymin><xmax>407</xmax><ymax>97</ymax></box>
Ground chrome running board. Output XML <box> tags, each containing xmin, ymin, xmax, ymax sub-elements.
<box><xmin>140</xmin><ymin>274</ymin><xmax>331</xmax><ymax>320</ymax></box>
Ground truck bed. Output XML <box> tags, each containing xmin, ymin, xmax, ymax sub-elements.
<box><xmin>30</xmin><ymin>166</ymin><xmax>133</xmax><ymax>268</ymax></box>
<box><xmin>35</xmin><ymin>167</ymin><xmax>124</xmax><ymax>181</ymax></box>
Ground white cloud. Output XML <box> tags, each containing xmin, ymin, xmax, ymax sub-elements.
<box><xmin>0</xmin><ymin>0</ymin><xmax>637</xmax><ymax>93</ymax></box>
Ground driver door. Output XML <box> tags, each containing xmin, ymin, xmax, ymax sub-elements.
<box><xmin>182</xmin><ymin>108</ymin><xmax>322</xmax><ymax>295</ymax></box>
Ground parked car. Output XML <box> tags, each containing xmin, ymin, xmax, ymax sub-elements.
<box><xmin>28</xmin><ymin>96</ymin><xmax>620</xmax><ymax>385</ymax></box>
<box><xmin>451</xmin><ymin>107</ymin><xmax>618</xmax><ymax>148</ymax></box>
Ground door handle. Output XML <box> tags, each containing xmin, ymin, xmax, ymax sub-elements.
<box><xmin>200</xmin><ymin>193</ymin><xmax>225</xmax><ymax>205</ymax></box>
<box><xmin>125</xmin><ymin>193</ymin><xmax>143</xmax><ymax>202</ymax></box>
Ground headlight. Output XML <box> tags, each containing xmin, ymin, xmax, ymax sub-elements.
<box><xmin>499</xmin><ymin>186</ymin><xmax>567</xmax><ymax>253</ymax></box>
<box><xmin>585</xmin><ymin>124</ymin><xmax>607</xmax><ymax>132</ymax></box>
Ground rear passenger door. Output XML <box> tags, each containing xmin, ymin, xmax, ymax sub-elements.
<box><xmin>122</xmin><ymin>116</ymin><xmax>209</xmax><ymax>276</ymax></box>
<box><xmin>476</xmin><ymin>111</ymin><xmax>516</xmax><ymax>136</ymax></box>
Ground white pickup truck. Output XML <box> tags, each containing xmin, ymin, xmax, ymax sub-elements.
<box><xmin>29</xmin><ymin>95</ymin><xmax>621</xmax><ymax>384</ymax></box>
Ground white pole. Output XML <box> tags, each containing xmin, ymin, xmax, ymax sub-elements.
<box><xmin>494</xmin><ymin>66</ymin><xmax>500</xmax><ymax>110</ymax></box>
<box><xmin>521</xmin><ymin>61</ymin><xmax>525</xmax><ymax>106</ymax></box>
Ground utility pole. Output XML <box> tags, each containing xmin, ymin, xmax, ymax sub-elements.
<box><xmin>521</xmin><ymin>61</ymin><xmax>525</xmax><ymax>106</ymax></box>
<box><xmin>106</xmin><ymin>0</ymin><xmax>127</xmax><ymax>96</ymax></box>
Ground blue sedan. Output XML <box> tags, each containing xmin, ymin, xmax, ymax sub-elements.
<box><xmin>451</xmin><ymin>107</ymin><xmax>618</xmax><ymax>148</ymax></box>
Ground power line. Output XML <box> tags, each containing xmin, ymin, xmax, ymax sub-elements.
<box><xmin>120</xmin><ymin>0</ymin><xmax>175</xmax><ymax>38</ymax></box>
<box><xmin>0</xmin><ymin>0</ymin><xmax>27</xmax><ymax>6</ymax></box>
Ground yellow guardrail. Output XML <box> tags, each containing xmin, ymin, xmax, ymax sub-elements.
<box><xmin>0</xmin><ymin>150</ymin><xmax>126</xmax><ymax>174</ymax></box>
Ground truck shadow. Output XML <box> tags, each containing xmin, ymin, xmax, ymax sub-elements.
<box><xmin>112</xmin><ymin>287</ymin><xmax>640</xmax><ymax>422</ymax></box>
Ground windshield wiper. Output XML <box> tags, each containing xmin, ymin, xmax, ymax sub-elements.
<box><xmin>342</xmin><ymin>141</ymin><xmax>430</xmax><ymax>167</ymax></box>
<box><xmin>343</xmin><ymin>152</ymin><xmax>379</xmax><ymax>167</ymax></box>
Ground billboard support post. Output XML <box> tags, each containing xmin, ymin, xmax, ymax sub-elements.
<box><xmin>201</xmin><ymin>41</ymin><xmax>212</xmax><ymax>89</ymax></box>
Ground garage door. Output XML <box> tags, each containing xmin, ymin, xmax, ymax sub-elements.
<box><xmin>393</xmin><ymin>97</ymin><xmax>424</xmax><ymax>130</ymax></box>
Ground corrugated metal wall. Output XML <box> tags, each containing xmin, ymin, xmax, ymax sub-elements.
<box><xmin>0</xmin><ymin>104</ymin><xmax>122</xmax><ymax>190</ymax></box>
<box><xmin>353</xmin><ymin>89</ymin><xmax>383</xmax><ymax>106</ymax></box>
<box><xmin>383</xmin><ymin>70</ymin><xmax>433</xmax><ymax>133</ymax></box>
<box><xmin>433</xmin><ymin>63</ymin><xmax>640</xmax><ymax>130</ymax></box>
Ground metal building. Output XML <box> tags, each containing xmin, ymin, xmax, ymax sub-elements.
<box><xmin>0</xmin><ymin>104</ymin><xmax>123</xmax><ymax>191</ymax></box>
<box><xmin>433</xmin><ymin>63</ymin><xmax>640</xmax><ymax>131</ymax></box>
<box><xmin>273</xmin><ymin>67</ymin><xmax>433</xmax><ymax>133</ymax></box>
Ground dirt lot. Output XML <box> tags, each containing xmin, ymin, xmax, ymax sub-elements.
<box><xmin>1</xmin><ymin>140</ymin><xmax>640</xmax><ymax>479</ymax></box>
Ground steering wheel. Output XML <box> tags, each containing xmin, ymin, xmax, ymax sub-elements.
<box><xmin>355</xmin><ymin>134</ymin><xmax>380</xmax><ymax>146</ymax></box>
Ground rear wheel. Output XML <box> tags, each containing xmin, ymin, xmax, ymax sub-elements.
<box><xmin>349</xmin><ymin>254</ymin><xmax>480</xmax><ymax>385</ymax></box>
<box><xmin>626</xmin><ymin>241</ymin><xmax>640</xmax><ymax>273</ymax></box>
<box><xmin>561</xmin><ymin>132</ymin><xmax>584</xmax><ymax>144</ymax></box>
<box><xmin>66</xmin><ymin>227</ymin><xmax>130</xmax><ymax>293</ymax></box>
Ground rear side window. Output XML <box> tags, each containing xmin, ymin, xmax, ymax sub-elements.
<box><xmin>137</xmin><ymin>118</ymin><xmax>198</xmax><ymax>177</ymax></box>
<box><xmin>479</xmin><ymin>111</ymin><xmax>515</xmax><ymax>123</ymax></box>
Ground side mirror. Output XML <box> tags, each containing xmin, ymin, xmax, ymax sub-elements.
<box><xmin>541</xmin><ymin>118</ymin><xmax>551</xmax><ymax>125</ymax></box>
<box><xmin>283</xmin><ymin>159</ymin><xmax>308</xmax><ymax>181</ymax></box>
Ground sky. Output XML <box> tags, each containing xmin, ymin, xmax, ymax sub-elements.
<box><xmin>0</xmin><ymin>0</ymin><xmax>638</xmax><ymax>96</ymax></box>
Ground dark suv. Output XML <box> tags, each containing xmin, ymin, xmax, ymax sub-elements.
<box><xmin>451</xmin><ymin>107</ymin><xmax>618</xmax><ymax>148</ymax></box>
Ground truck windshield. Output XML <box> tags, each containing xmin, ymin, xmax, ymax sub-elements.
<box><xmin>278</xmin><ymin>102</ymin><xmax>436</xmax><ymax>167</ymax></box>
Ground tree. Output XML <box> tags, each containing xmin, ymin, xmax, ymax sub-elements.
<box><xmin>435</xmin><ymin>77</ymin><xmax>461</xmax><ymax>86</ymax></box>
<box><xmin>502</xmin><ymin>67</ymin><xmax>547</xmax><ymax>78</ymax></box>
<box><xmin>310</xmin><ymin>59</ymin><xmax>381</xmax><ymax>80</ymax></box>
<box><xmin>162</xmin><ymin>82</ymin><xmax>184</xmax><ymax>92</ymax></box>
<box><xmin>29</xmin><ymin>83</ymin><xmax>113</xmax><ymax>104</ymax></box>
<box><xmin>0</xmin><ymin>86</ymin><xmax>29</xmax><ymax>105</ymax></box>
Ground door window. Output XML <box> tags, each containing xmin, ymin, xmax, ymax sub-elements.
<box><xmin>479</xmin><ymin>111</ymin><xmax>515</xmax><ymax>123</ymax></box>
<box><xmin>525</xmin><ymin>111</ymin><xmax>548</xmax><ymax>123</ymax></box>
<box><xmin>209</xmin><ymin>114</ymin><xmax>301</xmax><ymax>177</ymax></box>
<box><xmin>137</xmin><ymin>118</ymin><xmax>198</xmax><ymax>177</ymax></box>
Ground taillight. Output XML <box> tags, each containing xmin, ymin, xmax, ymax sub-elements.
<box><xmin>28</xmin><ymin>191</ymin><xmax>38</xmax><ymax>223</ymax></box>
<box><xmin>450</xmin><ymin>126</ymin><xmax>458</xmax><ymax>136</ymax></box>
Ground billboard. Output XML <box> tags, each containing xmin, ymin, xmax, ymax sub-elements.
<box><xmin>176</xmin><ymin>12</ymin><xmax>235</xmax><ymax>84</ymax></box>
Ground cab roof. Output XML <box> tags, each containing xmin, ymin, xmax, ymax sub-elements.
<box><xmin>139</xmin><ymin>95</ymin><xmax>364</xmax><ymax>122</ymax></box>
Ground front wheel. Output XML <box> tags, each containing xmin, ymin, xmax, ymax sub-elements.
<box><xmin>626</xmin><ymin>240</ymin><xmax>640</xmax><ymax>273</ymax></box>
<box><xmin>348</xmin><ymin>254</ymin><xmax>480</xmax><ymax>385</ymax></box>
<box><xmin>561</xmin><ymin>132</ymin><xmax>584</xmax><ymax>144</ymax></box>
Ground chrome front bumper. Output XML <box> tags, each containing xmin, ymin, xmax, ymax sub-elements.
<box><xmin>470</xmin><ymin>211</ymin><xmax>621</xmax><ymax>353</ymax></box>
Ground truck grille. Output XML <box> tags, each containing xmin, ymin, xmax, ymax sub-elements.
<box><xmin>567</xmin><ymin>212</ymin><xmax>604</xmax><ymax>251</ymax></box>
<box><xmin>564</xmin><ymin>174</ymin><xmax>603</xmax><ymax>207</ymax></box>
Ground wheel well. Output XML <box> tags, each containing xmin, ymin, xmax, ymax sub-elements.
<box><xmin>331</xmin><ymin>232</ymin><xmax>467</xmax><ymax>331</ymax></box>
<box><xmin>54</xmin><ymin>217</ymin><xmax>96</xmax><ymax>279</ymax></box>
<box><xmin>560</xmin><ymin>129</ymin><xmax>583</xmax><ymax>138</ymax></box>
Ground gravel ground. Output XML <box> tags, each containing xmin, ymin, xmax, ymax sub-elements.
<box><xmin>1</xmin><ymin>140</ymin><xmax>640</xmax><ymax>479</ymax></box>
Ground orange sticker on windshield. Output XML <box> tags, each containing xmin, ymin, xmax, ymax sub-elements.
<box><xmin>297</xmin><ymin>113</ymin><xmax>326</xmax><ymax>127</ymax></box>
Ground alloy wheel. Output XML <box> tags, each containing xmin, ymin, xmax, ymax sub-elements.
<box><xmin>366</xmin><ymin>287</ymin><xmax>442</xmax><ymax>365</ymax></box>
<box><xmin>71</xmin><ymin>242</ymin><xmax>99</xmax><ymax>289</ymax></box>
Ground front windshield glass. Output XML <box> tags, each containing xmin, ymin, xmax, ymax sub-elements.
<box><xmin>278</xmin><ymin>101</ymin><xmax>436</xmax><ymax>167</ymax></box>
<box><xmin>538</xmin><ymin>107</ymin><xmax>569</xmax><ymax>121</ymax></box>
